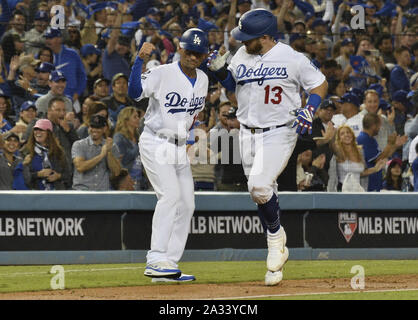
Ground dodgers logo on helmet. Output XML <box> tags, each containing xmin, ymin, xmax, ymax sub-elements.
<box><xmin>231</xmin><ymin>9</ymin><xmax>278</xmax><ymax>42</ymax></box>
<box><xmin>193</xmin><ymin>34</ymin><xmax>201</xmax><ymax>45</ymax></box>
<box><xmin>179</xmin><ymin>28</ymin><xmax>209</xmax><ymax>54</ymax></box>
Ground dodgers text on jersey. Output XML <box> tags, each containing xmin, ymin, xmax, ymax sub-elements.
<box><xmin>236</xmin><ymin>63</ymin><xmax>288</xmax><ymax>86</ymax></box>
<box><xmin>164</xmin><ymin>92</ymin><xmax>206</xmax><ymax>115</ymax></box>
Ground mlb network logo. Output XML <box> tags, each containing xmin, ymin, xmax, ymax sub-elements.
<box><xmin>338</xmin><ymin>212</ymin><xmax>358</xmax><ymax>243</ymax></box>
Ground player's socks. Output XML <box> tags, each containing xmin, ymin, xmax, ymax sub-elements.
<box><xmin>257</xmin><ymin>193</ymin><xmax>280</xmax><ymax>233</ymax></box>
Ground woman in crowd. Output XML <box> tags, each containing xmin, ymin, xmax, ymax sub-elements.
<box><xmin>22</xmin><ymin>119</ymin><xmax>71</xmax><ymax>190</ymax></box>
<box><xmin>36</xmin><ymin>46</ymin><xmax>54</xmax><ymax>64</ymax></box>
<box><xmin>113</xmin><ymin>107</ymin><xmax>144</xmax><ymax>188</ymax></box>
<box><xmin>382</xmin><ymin>158</ymin><xmax>403</xmax><ymax>191</ymax></box>
<box><xmin>328</xmin><ymin>125</ymin><xmax>386</xmax><ymax>191</ymax></box>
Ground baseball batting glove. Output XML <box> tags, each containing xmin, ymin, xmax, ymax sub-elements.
<box><xmin>207</xmin><ymin>50</ymin><xmax>231</xmax><ymax>72</ymax></box>
<box><xmin>292</xmin><ymin>105</ymin><xmax>316</xmax><ymax>135</ymax></box>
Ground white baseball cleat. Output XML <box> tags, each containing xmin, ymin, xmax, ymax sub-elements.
<box><xmin>266</xmin><ymin>227</ymin><xmax>289</xmax><ymax>272</ymax></box>
<box><xmin>151</xmin><ymin>273</ymin><xmax>196</xmax><ymax>283</ymax></box>
<box><xmin>265</xmin><ymin>270</ymin><xmax>283</xmax><ymax>286</ymax></box>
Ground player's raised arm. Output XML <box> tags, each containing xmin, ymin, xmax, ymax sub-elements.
<box><xmin>128</xmin><ymin>42</ymin><xmax>156</xmax><ymax>101</ymax></box>
<box><xmin>207</xmin><ymin>50</ymin><xmax>236</xmax><ymax>92</ymax></box>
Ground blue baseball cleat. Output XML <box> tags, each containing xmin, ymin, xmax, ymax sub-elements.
<box><xmin>151</xmin><ymin>273</ymin><xmax>196</xmax><ymax>283</ymax></box>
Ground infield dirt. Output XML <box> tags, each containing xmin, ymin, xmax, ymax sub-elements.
<box><xmin>0</xmin><ymin>274</ymin><xmax>417</xmax><ymax>300</ymax></box>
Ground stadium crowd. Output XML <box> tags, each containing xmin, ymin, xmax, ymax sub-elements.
<box><xmin>0</xmin><ymin>0</ymin><xmax>417</xmax><ymax>192</ymax></box>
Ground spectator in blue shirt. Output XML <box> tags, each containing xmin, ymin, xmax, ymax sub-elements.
<box><xmin>102</xmin><ymin>12</ymin><xmax>132</xmax><ymax>82</ymax></box>
<box><xmin>357</xmin><ymin>113</ymin><xmax>407</xmax><ymax>191</ymax></box>
<box><xmin>0</xmin><ymin>0</ymin><xmax>12</xmax><ymax>41</ymax></box>
<box><xmin>390</xmin><ymin>46</ymin><xmax>412</xmax><ymax>96</ymax></box>
<box><xmin>44</xmin><ymin>28</ymin><xmax>87</xmax><ymax>103</ymax></box>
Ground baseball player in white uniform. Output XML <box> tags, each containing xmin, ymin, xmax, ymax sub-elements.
<box><xmin>208</xmin><ymin>9</ymin><xmax>328</xmax><ymax>285</ymax></box>
<box><xmin>128</xmin><ymin>28</ymin><xmax>209</xmax><ymax>282</ymax></box>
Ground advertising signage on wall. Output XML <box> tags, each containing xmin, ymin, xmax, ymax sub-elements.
<box><xmin>122</xmin><ymin>211</ymin><xmax>305</xmax><ymax>250</ymax></box>
<box><xmin>0</xmin><ymin>210</ymin><xmax>417</xmax><ymax>251</ymax></box>
<box><xmin>306</xmin><ymin>211</ymin><xmax>418</xmax><ymax>248</ymax></box>
<box><xmin>0</xmin><ymin>212</ymin><xmax>121</xmax><ymax>251</ymax></box>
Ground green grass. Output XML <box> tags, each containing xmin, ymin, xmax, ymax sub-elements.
<box><xmin>0</xmin><ymin>260</ymin><xmax>417</xmax><ymax>297</ymax></box>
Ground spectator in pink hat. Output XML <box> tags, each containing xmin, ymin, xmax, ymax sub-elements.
<box><xmin>22</xmin><ymin>118</ymin><xmax>72</xmax><ymax>190</ymax></box>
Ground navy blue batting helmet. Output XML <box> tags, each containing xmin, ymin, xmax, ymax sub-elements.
<box><xmin>231</xmin><ymin>9</ymin><xmax>278</xmax><ymax>41</ymax></box>
<box><xmin>179</xmin><ymin>28</ymin><xmax>209</xmax><ymax>54</ymax></box>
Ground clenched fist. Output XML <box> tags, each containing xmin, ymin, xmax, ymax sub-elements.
<box><xmin>138</xmin><ymin>42</ymin><xmax>156</xmax><ymax>60</ymax></box>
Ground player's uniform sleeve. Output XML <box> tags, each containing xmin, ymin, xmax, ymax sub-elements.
<box><xmin>220</xmin><ymin>71</ymin><xmax>236</xmax><ymax>92</ymax></box>
<box><xmin>128</xmin><ymin>56</ymin><xmax>159</xmax><ymax>102</ymax></box>
<box><xmin>296</xmin><ymin>53</ymin><xmax>326</xmax><ymax>92</ymax></box>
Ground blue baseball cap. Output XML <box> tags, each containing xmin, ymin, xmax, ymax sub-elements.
<box><xmin>349</xmin><ymin>87</ymin><xmax>364</xmax><ymax>101</ymax></box>
<box><xmin>20</xmin><ymin>101</ymin><xmax>36</xmax><ymax>111</ymax></box>
<box><xmin>49</xmin><ymin>70</ymin><xmax>66</xmax><ymax>82</ymax></box>
<box><xmin>81</xmin><ymin>44</ymin><xmax>101</xmax><ymax>57</ymax></box>
<box><xmin>36</xmin><ymin>62</ymin><xmax>55</xmax><ymax>73</ymax></box>
<box><xmin>392</xmin><ymin>90</ymin><xmax>408</xmax><ymax>103</ymax></box>
<box><xmin>289</xmin><ymin>33</ymin><xmax>305</xmax><ymax>44</ymax></box>
<box><xmin>34</xmin><ymin>10</ymin><xmax>49</xmax><ymax>21</ymax></box>
<box><xmin>338</xmin><ymin>92</ymin><xmax>360</xmax><ymax>108</ymax></box>
<box><xmin>368</xmin><ymin>83</ymin><xmax>384</xmax><ymax>98</ymax></box>
<box><xmin>146</xmin><ymin>7</ymin><xmax>159</xmax><ymax>16</ymax></box>
<box><xmin>44</xmin><ymin>28</ymin><xmax>62</xmax><ymax>39</ymax></box>
<box><xmin>379</xmin><ymin>98</ymin><xmax>390</xmax><ymax>111</ymax></box>
<box><xmin>341</xmin><ymin>38</ymin><xmax>355</xmax><ymax>46</ymax></box>
<box><xmin>340</xmin><ymin>26</ymin><xmax>351</xmax><ymax>34</ymax></box>
<box><xmin>305</xmin><ymin>11</ymin><xmax>314</xmax><ymax>22</ymax></box>
<box><xmin>311</xmin><ymin>18</ymin><xmax>326</xmax><ymax>29</ymax></box>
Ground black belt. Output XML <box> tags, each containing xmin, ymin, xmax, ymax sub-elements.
<box><xmin>242</xmin><ymin>123</ymin><xmax>287</xmax><ymax>134</ymax></box>
<box><xmin>157</xmin><ymin>133</ymin><xmax>186</xmax><ymax>146</ymax></box>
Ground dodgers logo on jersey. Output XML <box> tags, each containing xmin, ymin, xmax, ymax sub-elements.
<box><xmin>236</xmin><ymin>63</ymin><xmax>288</xmax><ymax>86</ymax></box>
<box><xmin>164</xmin><ymin>92</ymin><xmax>205</xmax><ymax>115</ymax></box>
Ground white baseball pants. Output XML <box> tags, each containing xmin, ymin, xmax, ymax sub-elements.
<box><xmin>239</xmin><ymin>125</ymin><xmax>298</xmax><ymax>204</ymax></box>
<box><xmin>139</xmin><ymin>129</ymin><xmax>195</xmax><ymax>267</ymax></box>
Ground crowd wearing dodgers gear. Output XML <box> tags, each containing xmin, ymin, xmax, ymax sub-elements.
<box><xmin>208</xmin><ymin>8</ymin><xmax>327</xmax><ymax>286</ymax></box>
<box><xmin>128</xmin><ymin>28</ymin><xmax>209</xmax><ymax>282</ymax></box>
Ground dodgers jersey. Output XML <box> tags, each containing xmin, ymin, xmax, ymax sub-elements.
<box><xmin>228</xmin><ymin>42</ymin><xmax>326</xmax><ymax>128</ymax></box>
<box><xmin>332</xmin><ymin>113</ymin><xmax>363</xmax><ymax>137</ymax></box>
<box><xmin>136</xmin><ymin>61</ymin><xmax>208</xmax><ymax>139</ymax></box>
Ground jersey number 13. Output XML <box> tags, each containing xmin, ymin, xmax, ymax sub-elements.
<box><xmin>264</xmin><ymin>85</ymin><xmax>283</xmax><ymax>105</ymax></box>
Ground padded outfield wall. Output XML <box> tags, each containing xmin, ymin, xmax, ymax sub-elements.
<box><xmin>0</xmin><ymin>191</ymin><xmax>417</xmax><ymax>265</ymax></box>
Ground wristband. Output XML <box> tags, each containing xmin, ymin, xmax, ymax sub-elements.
<box><xmin>307</xmin><ymin>93</ymin><xmax>322</xmax><ymax>110</ymax></box>
<box><xmin>214</xmin><ymin>64</ymin><xmax>229</xmax><ymax>81</ymax></box>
